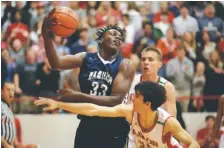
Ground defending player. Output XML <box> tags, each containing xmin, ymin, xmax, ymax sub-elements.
<box><xmin>35</xmin><ymin>81</ymin><xmax>200</xmax><ymax>148</ymax></box>
<box><xmin>123</xmin><ymin>47</ymin><xmax>177</xmax><ymax>147</ymax></box>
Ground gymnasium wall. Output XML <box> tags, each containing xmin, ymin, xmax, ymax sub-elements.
<box><xmin>16</xmin><ymin>113</ymin><xmax>216</xmax><ymax>148</ymax></box>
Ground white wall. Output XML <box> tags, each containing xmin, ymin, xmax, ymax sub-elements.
<box><xmin>16</xmin><ymin>113</ymin><xmax>216</xmax><ymax>148</ymax></box>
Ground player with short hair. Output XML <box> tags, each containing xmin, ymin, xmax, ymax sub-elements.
<box><xmin>42</xmin><ymin>13</ymin><xmax>137</xmax><ymax>148</ymax></box>
<box><xmin>35</xmin><ymin>81</ymin><xmax>200</xmax><ymax>148</ymax></box>
<box><xmin>123</xmin><ymin>46</ymin><xmax>177</xmax><ymax>147</ymax></box>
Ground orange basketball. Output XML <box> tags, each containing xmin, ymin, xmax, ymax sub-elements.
<box><xmin>48</xmin><ymin>7</ymin><xmax>79</xmax><ymax>37</ymax></box>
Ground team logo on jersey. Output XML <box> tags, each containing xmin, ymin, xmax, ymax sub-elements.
<box><xmin>88</xmin><ymin>71</ymin><xmax>113</xmax><ymax>84</ymax></box>
<box><xmin>132</xmin><ymin>128</ymin><xmax>159</xmax><ymax>147</ymax></box>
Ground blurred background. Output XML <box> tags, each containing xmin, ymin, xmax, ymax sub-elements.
<box><xmin>1</xmin><ymin>1</ymin><xmax>224</xmax><ymax>148</ymax></box>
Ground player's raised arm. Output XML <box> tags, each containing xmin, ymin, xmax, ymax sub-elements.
<box><xmin>58</xmin><ymin>59</ymin><xmax>135</xmax><ymax>106</ymax></box>
<box><xmin>164</xmin><ymin>117</ymin><xmax>200</xmax><ymax>148</ymax></box>
<box><xmin>35</xmin><ymin>98</ymin><xmax>132</xmax><ymax>119</ymax></box>
<box><xmin>42</xmin><ymin>10</ymin><xmax>86</xmax><ymax>70</ymax></box>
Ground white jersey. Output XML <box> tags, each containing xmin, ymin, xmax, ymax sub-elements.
<box><xmin>131</xmin><ymin>108</ymin><xmax>182</xmax><ymax>148</ymax></box>
<box><xmin>124</xmin><ymin>74</ymin><xmax>182</xmax><ymax>148</ymax></box>
<box><xmin>123</xmin><ymin>74</ymin><xmax>167</xmax><ymax>105</ymax></box>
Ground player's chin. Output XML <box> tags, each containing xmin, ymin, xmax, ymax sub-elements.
<box><xmin>110</xmin><ymin>46</ymin><xmax>119</xmax><ymax>54</ymax></box>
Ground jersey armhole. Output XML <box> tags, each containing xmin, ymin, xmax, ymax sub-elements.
<box><xmin>162</xmin><ymin>116</ymin><xmax>174</xmax><ymax>144</ymax></box>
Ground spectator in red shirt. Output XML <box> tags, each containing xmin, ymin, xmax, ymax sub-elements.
<box><xmin>153</xmin><ymin>2</ymin><xmax>175</xmax><ymax>24</ymax></box>
<box><xmin>3</xmin><ymin>10</ymin><xmax>29</xmax><ymax>45</ymax></box>
<box><xmin>96</xmin><ymin>1</ymin><xmax>120</xmax><ymax>27</ymax></box>
<box><xmin>196</xmin><ymin>115</ymin><xmax>222</xmax><ymax>148</ymax></box>
<box><xmin>157</xmin><ymin>27</ymin><xmax>179</xmax><ymax>65</ymax></box>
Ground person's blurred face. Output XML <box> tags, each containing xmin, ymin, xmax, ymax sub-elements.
<box><xmin>166</xmin><ymin>28</ymin><xmax>174</xmax><ymax>40</ymax></box>
<box><xmin>88</xmin><ymin>16</ymin><xmax>97</xmax><ymax>27</ymax></box>
<box><xmin>210</xmin><ymin>51</ymin><xmax>219</xmax><ymax>63</ymax></box>
<box><xmin>54</xmin><ymin>36</ymin><xmax>62</xmax><ymax>45</ymax></box>
<box><xmin>69</xmin><ymin>1</ymin><xmax>79</xmax><ymax>9</ymax></box>
<box><xmin>196</xmin><ymin>62</ymin><xmax>205</xmax><ymax>75</ymax></box>
<box><xmin>177</xmin><ymin>49</ymin><xmax>185</xmax><ymax>61</ymax></box>
<box><xmin>88</xmin><ymin>1</ymin><xmax>96</xmax><ymax>7</ymax></box>
<box><xmin>206</xmin><ymin>118</ymin><xmax>215</xmax><ymax>129</ymax></box>
<box><xmin>144</xmin><ymin>24</ymin><xmax>152</xmax><ymax>36</ymax></box>
<box><xmin>16</xmin><ymin>1</ymin><xmax>24</xmax><ymax>9</ymax></box>
<box><xmin>102</xmin><ymin>1</ymin><xmax>111</xmax><ymax>10</ymax></box>
<box><xmin>180</xmin><ymin>7</ymin><xmax>189</xmax><ymax>17</ymax></box>
<box><xmin>141</xmin><ymin>51</ymin><xmax>161</xmax><ymax>75</ymax></box>
<box><xmin>30</xmin><ymin>2</ymin><xmax>38</xmax><ymax>9</ymax></box>
<box><xmin>2</xmin><ymin>83</ymin><xmax>15</xmax><ymax>104</ymax></box>
<box><xmin>122</xmin><ymin>16</ymin><xmax>129</xmax><ymax>26</ymax></box>
<box><xmin>202</xmin><ymin>32</ymin><xmax>210</xmax><ymax>42</ymax></box>
<box><xmin>26</xmin><ymin>51</ymin><xmax>36</xmax><ymax>64</ymax></box>
<box><xmin>184</xmin><ymin>32</ymin><xmax>193</xmax><ymax>43</ymax></box>
<box><xmin>15</xmin><ymin>11</ymin><xmax>21</xmax><ymax>22</ymax></box>
<box><xmin>12</xmin><ymin>39</ymin><xmax>22</xmax><ymax>52</ymax></box>
<box><xmin>205</xmin><ymin>5</ymin><xmax>215</xmax><ymax>18</ymax></box>
<box><xmin>160</xmin><ymin>14</ymin><xmax>168</xmax><ymax>23</ymax></box>
<box><xmin>80</xmin><ymin>30</ymin><xmax>88</xmax><ymax>40</ymax></box>
<box><xmin>160</xmin><ymin>2</ymin><xmax>168</xmax><ymax>12</ymax></box>
<box><xmin>107</xmin><ymin>16</ymin><xmax>116</xmax><ymax>26</ymax></box>
<box><xmin>37</xmin><ymin>6</ymin><xmax>45</xmax><ymax>16</ymax></box>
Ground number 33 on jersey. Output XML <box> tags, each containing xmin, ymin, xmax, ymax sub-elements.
<box><xmin>79</xmin><ymin>52</ymin><xmax>123</xmax><ymax>96</ymax></box>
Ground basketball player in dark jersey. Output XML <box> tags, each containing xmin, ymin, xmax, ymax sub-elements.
<box><xmin>42</xmin><ymin>14</ymin><xmax>136</xmax><ymax>148</ymax></box>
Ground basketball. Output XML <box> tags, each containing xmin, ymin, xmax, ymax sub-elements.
<box><xmin>48</xmin><ymin>7</ymin><xmax>79</xmax><ymax>37</ymax></box>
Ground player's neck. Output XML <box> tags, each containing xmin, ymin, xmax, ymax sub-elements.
<box><xmin>99</xmin><ymin>49</ymin><xmax>117</xmax><ymax>62</ymax></box>
<box><xmin>141</xmin><ymin>74</ymin><xmax>159</xmax><ymax>83</ymax></box>
<box><xmin>139</xmin><ymin>110</ymin><xmax>157</xmax><ymax>129</ymax></box>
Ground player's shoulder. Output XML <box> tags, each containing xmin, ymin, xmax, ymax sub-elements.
<box><xmin>160</xmin><ymin>77</ymin><xmax>175</xmax><ymax>91</ymax></box>
<box><xmin>119</xmin><ymin>58</ymin><xmax>135</xmax><ymax>74</ymax></box>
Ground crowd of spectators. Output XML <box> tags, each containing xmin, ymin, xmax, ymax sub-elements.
<box><xmin>1</xmin><ymin>1</ymin><xmax>224</xmax><ymax>114</ymax></box>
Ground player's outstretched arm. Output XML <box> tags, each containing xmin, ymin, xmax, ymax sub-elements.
<box><xmin>164</xmin><ymin>117</ymin><xmax>200</xmax><ymax>148</ymax></box>
<box><xmin>58</xmin><ymin>59</ymin><xmax>135</xmax><ymax>106</ymax></box>
<box><xmin>164</xmin><ymin>82</ymin><xmax>177</xmax><ymax>117</ymax></box>
<box><xmin>42</xmin><ymin>12</ymin><xmax>86</xmax><ymax>70</ymax></box>
<box><xmin>212</xmin><ymin>95</ymin><xmax>224</xmax><ymax>138</ymax></box>
<box><xmin>35</xmin><ymin>98</ymin><xmax>132</xmax><ymax>119</ymax></box>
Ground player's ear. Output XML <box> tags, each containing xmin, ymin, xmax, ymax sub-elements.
<box><xmin>145</xmin><ymin>102</ymin><xmax>151</xmax><ymax>108</ymax></box>
<box><xmin>158</xmin><ymin>60</ymin><xmax>162</xmax><ymax>68</ymax></box>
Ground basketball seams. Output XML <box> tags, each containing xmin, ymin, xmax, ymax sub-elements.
<box><xmin>51</xmin><ymin>12</ymin><xmax>78</xmax><ymax>26</ymax></box>
<box><xmin>48</xmin><ymin>7</ymin><xmax>79</xmax><ymax>37</ymax></box>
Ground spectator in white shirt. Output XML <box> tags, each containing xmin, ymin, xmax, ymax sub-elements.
<box><xmin>173</xmin><ymin>4</ymin><xmax>199</xmax><ymax>37</ymax></box>
<box><xmin>154</xmin><ymin>12</ymin><xmax>170</xmax><ymax>36</ymax></box>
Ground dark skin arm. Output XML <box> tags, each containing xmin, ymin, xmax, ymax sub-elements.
<box><xmin>42</xmin><ymin>8</ymin><xmax>86</xmax><ymax>70</ymax></box>
<box><xmin>58</xmin><ymin>59</ymin><xmax>136</xmax><ymax>106</ymax></box>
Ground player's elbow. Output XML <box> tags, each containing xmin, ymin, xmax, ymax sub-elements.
<box><xmin>110</xmin><ymin>96</ymin><xmax>123</xmax><ymax>106</ymax></box>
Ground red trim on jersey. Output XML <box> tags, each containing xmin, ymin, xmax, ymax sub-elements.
<box><xmin>137</xmin><ymin>111</ymin><xmax>158</xmax><ymax>133</ymax></box>
<box><xmin>162</xmin><ymin>116</ymin><xmax>182</xmax><ymax>148</ymax></box>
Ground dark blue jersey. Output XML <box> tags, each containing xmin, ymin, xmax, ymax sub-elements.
<box><xmin>76</xmin><ymin>52</ymin><xmax>130</xmax><ymax>147</ymax></box>
<box><xmin>79</xmin><ymin>52</ymin><xmax>122</xmax><ymax>97</ymax></box>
